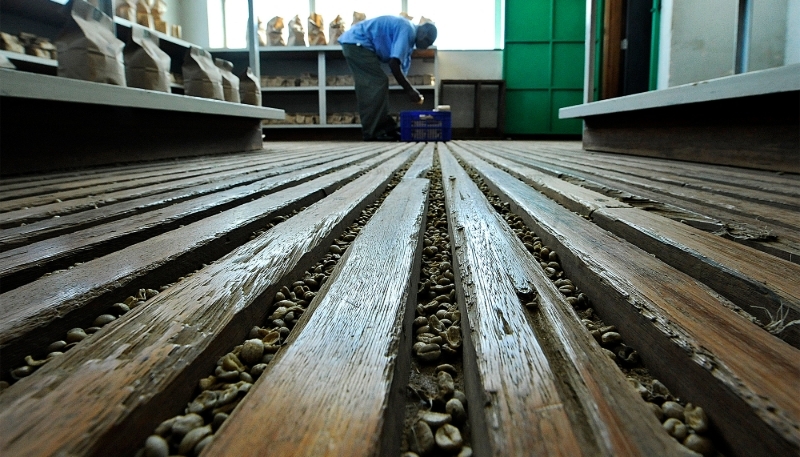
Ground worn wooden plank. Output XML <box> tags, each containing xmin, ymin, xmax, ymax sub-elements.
<box><xmin>454</xmin><ymin>146</ymin><xmax>800</xmax><ymax>457</ymax></box>
<box><xmin>0</xmin><ymin>147</ymin><xmax>342</xmax><ymax>224</ymax></box>
<box><xmin>491</xmin><ymin>145</ymin><xmax>800</xmax><ymax>230</ymax></box>
<box><xmin>480</xmin><ymin>143</ymin><xmax>800</xmax><ymax>263</ymax></box>
<box><xmin>0</xmin><ymin>146</ymin><xmax>377</xmax><ymax>249</ymax></box>
<box><xmin>462</xmin><ymin>143</ymin><xmax>800</xmax><ymax>347</ymax></box>
<box><xmin>207</xmin><ymin>177</ymin><xmax>428</xmax><ymax>457</ymax></box>
<box><xmin>0</xmin><ymin>146</ymin><xmax>414</xmax><ymax>375</ymax></box>
<box><xmin>529</xmin><ymin>141</ymin><xmax>800</xmax><ymax>199</ymax></box>
<box><xmin>0</xmin><ymin>147</ymin><xmax>384</xmax><ymax>290</ymax></box>
<box><xmin>403</xmin><ymin>144</ymin><xmax>435</xmax><ymax>179</ymax></box>
<box><xmin>0</xmin><ymin>146</ymin><xmax>416</xmax><ymax>457</ymax></box>
<box><xmin>439</xmin><ymin>147</ymin><xmax>689</xmax><ymax>456</ymax></box>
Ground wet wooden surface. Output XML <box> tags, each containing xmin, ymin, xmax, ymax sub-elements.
<box><xmin>461</xmin><ymin>143</ymin><xmax>800</xmax><ymax>348</ymax></box>
<box><xmin>440</xmin><ymin>147</ymin><xmax>689</xmax><ymax>457</ymax></box>
<box><xmin>0</xmin><ymin>147</ymin><xmax>387</xmax><ymax>289</ymax></box>
<box><xmin>471</xmin><ymin>141</ymin><xmax>800</xmax><ymax>262</ymax></box>
<box><xmin>0</xmin><ymin>146</ymin><xmax>411</xmax><ymax>373</ymax></box>
<box><xmin>0</xmin><ymin>146</ymin><xmax>378</xmax><ymax>248</ymax></box>
<box><xmin>453</xmin><ymin>145</ymin><xmax>800</xmax><ymax>456</ymax></box>
<box><xmin>206</xmin><ymin>161</ymin><xmax>430</xmax><ymax>457</ymax></box>
<box><xmin>0</xmin><ymin>147</ymin><xmax>416</xmax><ymax>456</ymax></box>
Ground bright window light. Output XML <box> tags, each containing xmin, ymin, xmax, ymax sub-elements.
<box><xmin>254</xmin><ymin>0</ymin><xmax>309</xmax><ymax>45</ymax></box>
<box><xmin>407</xmin><ymin>0</ymin><xmax>498</xmax><ymax>50</ymax></box>
<box><xmin>314</xmin><ymin>0</ymin><xmax>400</xmax><ymax>29</ymax></box>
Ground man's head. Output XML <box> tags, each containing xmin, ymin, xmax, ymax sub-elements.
<box><xmin>415</xmin><ymin>22</ymin><xmax>437</xmax><ymax>49</ymax></box>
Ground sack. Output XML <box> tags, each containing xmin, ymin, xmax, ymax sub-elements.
<box><xmin>328</xmin><ymin>15</ymin><xmax>345</xmax><ymax>45</ymax></box>
<box><xmin>151</xmin><ymin>0</ymin><xmax>168</xmax><ymax>34</ymax></box>
<box><xmin>239</xmin><ymin>67</ymin><xmax>262</xmax><ymax>106</ymax></box>
<box><xmin>215</xmin><ymin>58</ymin><xmax>241</xmax><ymax>102</ymax></box>
<box><xmin>56</xmin><ymin>0</ymin><xmax>126</xmax><ymax>86</ymax></box>
<box><xmin>182</xmin><ymin>47</ymin><xmax>224</xmax><ymax>100</ymax></box>
<box><xmin>308</xmin><ymin>13</ymin><xmax>326</xmax><ymax>46</ymax></box>
<box><xmin>352</xmin><ymin>12</ymin><xmax>366</xmax><ymax>25</ymax></box>
<box><xmin>257</xmin><ymin>17</ymin><xmax>267</xmax><ymax>46</ymax></box>
<box><xmin>0</xmin><ymin>32</ymin><xmax>25</xmax><ymax>54</ymax></box>
<box><xmin>136</xmin><ymin>0</ymin><xmax>153</xmax><ymax>28</ymax></box>
<box><xmin>115</xmin><ymin>0</ymin><xmax>135</xmax><ymax>22</ymax></box>
<box><xmin>266</xmin><ymin>16</ymin><xmax>285</xmax><ymax>46</ymax></box>
<box><xmin>287</xmin><ymin>15</ymin><xmax>305</xmax><ymax>46</ymax></box>
<box><xmin>124</xmin><ymin>26</ymin><xmax>170</xmax><ymax>92</ymax></box>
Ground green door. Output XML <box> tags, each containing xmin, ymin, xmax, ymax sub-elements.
<box><xmin>504</xmin><ymin>0</ymin><xmax>585</xmax><ymax>135</ymax></box>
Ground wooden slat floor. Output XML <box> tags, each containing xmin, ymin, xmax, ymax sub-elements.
<box><xmin>0</xmin><ymin>141</ymin><xmax>797</xmax><ymax>457</ymax></box>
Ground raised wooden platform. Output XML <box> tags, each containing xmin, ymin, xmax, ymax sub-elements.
<box><xmin>559</xmin><ymin>65</ymin><xmax>800</xmax><ymax>173</ymax></box>
<box><xmin>0</xmin><ymin>141</ymin><xmax>797</xmax><ymax>457</ymax></box>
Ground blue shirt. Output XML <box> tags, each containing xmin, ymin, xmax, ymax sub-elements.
<box><xmin>338</xmin><ymin>16</ymin><xmax>416</xmax><ymax>74</ymax></box>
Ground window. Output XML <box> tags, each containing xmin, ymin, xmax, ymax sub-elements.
<box><xmin>207</xmin><ymin>0</ymin><xmax>504</xmax><ymax>50</ymax></box>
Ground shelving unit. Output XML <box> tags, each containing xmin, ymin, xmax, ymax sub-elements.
<box><xmin>211</xmin><ymin>45</ymin><xmax>439</xmax><ymax>130</ymax></box>
<box><xmin>0</xmin><ymin>3</ymin><xmax>286</xmax><ymax>176</ymax></box>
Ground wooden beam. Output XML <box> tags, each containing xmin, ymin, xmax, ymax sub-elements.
<box><xmin>461</xmin><ymin>143</ymin><xmax>800</xmax><ymax>348</ymax></box>
<box><xmin>439</xmin><ymin>146</ymin><xmax>688</xmax><ymax>456</ymax></box>
<box><xmin>453</xmin><ymin>146</ymin><xmax>800</xmax><ymax>456</ymax></box>
<box><xmin>0</xmin><ymin>146</ymin><xmax>411</xmax><ymax>377</ymax></box>
<box><xmin>206</xmin><ymin>164</ymin><xmax>429</xmax><ymax>456</ymax></box>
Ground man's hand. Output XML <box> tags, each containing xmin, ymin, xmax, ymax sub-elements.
<box><xmin>409</xmin><ymin>89</ymin><xmax>424</xmax><ymax>104</ymax></box>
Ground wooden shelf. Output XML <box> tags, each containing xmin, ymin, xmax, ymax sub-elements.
<box><xmin>262</xmin><ymin>124</ymin><xmax>360</xmax><ymax>129</ymax></box>
<box><xmin>0</xmin><ymin>69</ymin><xmax>283</xmax><ymax>119</ymax></box>
<box><xmin>113</xmin><ymin>17</ymin><xmax>194</xmax><ymax>50</ymax></box>
<box><xmin>261</xmin><ymin>86</ymin><xmax>320</xmax><ymax>92</ymax></box>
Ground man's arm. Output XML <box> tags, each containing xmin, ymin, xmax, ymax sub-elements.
<box><xmin>389</xmin><ymin>58</ymin><xmax>424</xmax><ymax>104</ymax></box>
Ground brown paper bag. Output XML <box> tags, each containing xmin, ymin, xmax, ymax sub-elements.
<box><xmin>56</xmin><ymin>0</ymin><xmax>126</xmax><ymax>86</ymax></box>
<box><xmin>266</xmin><ymin>16</ymin><xmax>285</xmax><ymax>46</ymax></box>
<box><xmin>308</xmin><ymin>13</ymin><xmax>326</xmax><ymax>46</ymax></box>
<box><xmin>151</xmin><ymin>0</ymin><xmax>168</xmax><ymax>33</ymax></box>
<box><xmin>0</xmin><ymin>32</ymin><xmax>25</xmax><ymax>54</ymax></box>
<box><xmin>239</xmin><ymin>67</ymin><xmax>262</xmax><ymax>106</ymax></box>
<box><xmin>352</xmin><ymin>12</ymin><xmax>366</xmax><ymax>25</ymax></box>
<box><xmin>124</xmin><ymin>27</ymin><xmax>170</xmax><ymax>92</ymax></box>
<box><xmin>287</xmin><ymin>15</ymin><xmax>305</xmax><ymax>46</ymax></box>
<box><xmin>116</xmin><ymin>0</ymin><xmax>135</xmax><ymax>21</ymax></box>
<box><xmin>328</xmin><ymin>15</ymin><xmax>345</xmax><ymax>45</ymax></box>
<box><xmin>215</xmin><ymin>58</ymin><xmax>241</xmax><ymax>103</ymax></box>
<box><xmin>182</xmin><ymin>47</ymin><xmax>224</xmax><ymax>100</ymax></box>
<box><xmin>136</xmin><ymin>0</ymin><xmax>153</xmax><ymax>28</ymax></box>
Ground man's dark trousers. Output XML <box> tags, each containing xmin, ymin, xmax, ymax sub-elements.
<box><xmin>341</xmin><ymin>43</ymin><xmax>398</xmax><ymax>140</ymax></box>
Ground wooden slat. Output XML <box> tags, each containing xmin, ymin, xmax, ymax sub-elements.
<box><xmin>0</xmin><ymin>146</ymin><xmax>412</xmax><ymax>373</ymax></box>
<box><xmin>0</xmin><ymin>145</ymin><xmax>376</xmax><ymax>249</ymax></box>
<box><xmin>462</xmin><ymin>143</ymin><xmax>800</xmax><ymax>347</ymax></box>
<box><xmin>0</xmin><ymin>146</ymin><xmax>416</xmax><ymax>456</ymax></box>
<box><xmin>531</xmin><ymin>141</ymin><xmax>800</xmax><ymax>199</ymax></box>
<box><xmin>477</xmin><ymin>143</ymin><xmax>800</xmax><ymax>262</ymax></box>
<box><xmin>491</xmin><ymin>145</ymin><xmax>800</xmax><ymax>230</ymax></box>
<box><xmin>439</xmin><ymin>147</ymin><xmax>689</xmax><ymax>456</ymax></box>
<box><xmin>0</xmin><ymin>147</ymin><xmax>340</xmax><ymax>224</ymax></box>
<box><xmin>0</xmin><ymin>147</ymin><xmax>385</xmax><ymax>290</ymax></box>
<box><xmin>403</xmin><ymin>144</ymin><xmax>435</xmax><ymax>179</ymax></box>
<box><xmin>206</xmin><ymin>170</ymin><xmax>429</xmax><ymax>457</ymax></box>
<box><xmin>453</xmin><ymin>146</ymin><xmax>800</xmax><ymax>456</ymax></box>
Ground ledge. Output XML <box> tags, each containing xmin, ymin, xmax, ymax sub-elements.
<box><xmin>559</xmin><ymin>64</ymin><xmax>800</xmax><ymax>119</ymax></box>
<box><xmin>0</xmin><ymin>68</ymin><xmax>284</xmax><ymax>119</ymax></box>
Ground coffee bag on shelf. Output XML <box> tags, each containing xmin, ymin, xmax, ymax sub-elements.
<box><xmin>266</xmin><ymin>16</ymin><xmax>285</xmax><ymax>46</ymax></box>
<box><xmin>56</xmin><ymin>0</ymin><xmax>126</xmax><ymax>86</ymax></box>
<box><xmin>182</xmin><ymin>47</ymin><xmax>224</xmax><ymax>100</ymax></box>
<box><xmin>287</xmin><ymin>15</ymin><xmax>305</xmax><ymax>46</ymax></box>
<box><xmin>328</xmin><ymin>15</ymin><xmax>345</xmax><ymax>45</ymax></box>
<box><xmin>239</xmin><ymin>67</ymin><xmax>262</xmax><ymax>106</ymax></box>
<box><xmin>136</xmin><ymin>0</ymin><xmax>153</xmax><ymax>28</ymax></box>
<box><xmin>308</xmin><ymin>13</ymin><xmax>326</xmax><ymax>46</ymax></box>
<box><xmin>215</xmin><ymin>58</ymin><xmax>241</xmax><ymax>103</ymax></box>
<box><xmin>124</xmin><ymin>26</ymin><xmax>170</xmax><ymax>92</ymax></box>
<box><xmin>151</xmin><ymin>0</ymin><xmax>168</xmax><ymax>34</ymax></box>
<box><xmin>116</xmin><ymin>0</ymin><xmax>135</xmax><ymax>22</ymax></box>
<box><xmin>352</xmin><ymin>11</ymin><xmax>366</xmax><ymax>25</ymax></box>
<box><xmin>0</xmin><ymin>32</ymin><xmax>25</xmax><ymax>54</ymax></box>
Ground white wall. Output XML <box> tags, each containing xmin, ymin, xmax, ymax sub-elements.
<box><xmin>786</xmin><ymin>0</ymin><xmax>800</xmax><ymax>64</ymax></box>
<box><xmin>437</xmin><ymin>50</ymin><xmax>503</xmax><ymax>80</ymax></box>
<box><xmin>749</xmin><ymin>0</ymin><xmax>787</xmax><ymax>71</ymax></box>
<box><xmin>666</xmin><ymin>0</ymin><xmax>738</xmax><ymax>87</ymax></box>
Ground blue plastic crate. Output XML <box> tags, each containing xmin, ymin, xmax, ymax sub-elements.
<box><xmin>400</xmin><ymin>110</ymin><xmax>452</xmax><ymax>142</ymax></box>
